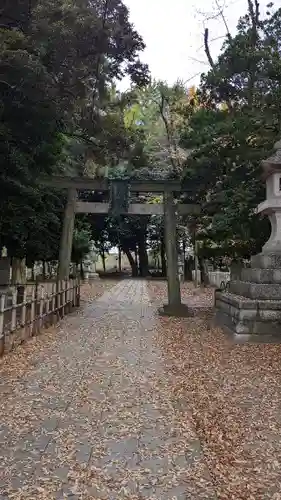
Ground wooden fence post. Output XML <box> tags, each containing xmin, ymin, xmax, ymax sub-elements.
<box><xmin>30</xmin><ymin>287</ymin><xmax>35</xmax><ymax>336</ymax></box>
<box><xmin>57</xmin><ymin>281</ymin><xmax>61</xmax><ymax>319</ymax></box>
<box><xmin>11</xmin><ymin>288</ymin><xmax>17</xmax><ymax>332</ymax></box>
<box><xmin>20</xmin><ymin>287</ymin><xmax>27</xmax><ymax>341</ymax></box>
<box><xmin>0</xmin><ymin>294</ymin><xmax>5</xmax><ymax>356</ymax></box>
<box><xmin>71</xmin><ymin>279</ymin><xmax>74</xmax><ymax>308</ymax></box>
<box><xmin>74</xmin><ymin>278</ymin><xmax>79</xmax><ymax>307</ymax></box>
<box><xmin>62</xmin><ymin>280</ymin><xmax>66</xmax><ymax>317</ymax></box>
<box><xmin>66</xmin><ymin>280</ymin><xmax>70</xmax><ymax>313</ymax></box>
<box><xmin>51</xmin><ymin>283</ymin><xmax>56</xmax><ymax>325</ymax></box>
<box><xmin>39</xmin><ymin>286</ymin><xmax>44</xmax><ymax>331</ymax></box>
<box><xmin>45</xmin><ymin>286</ymin><xmax>50</xmax><ymax>327</ymax></box>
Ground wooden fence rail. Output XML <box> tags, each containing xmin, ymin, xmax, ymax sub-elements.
<box><xmin>0</xmin><ymin>279</ymin><xmax>80</xmax><ymax>356</ymax></box>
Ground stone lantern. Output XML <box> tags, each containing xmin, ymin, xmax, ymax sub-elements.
<box><xmin>257</xmin><ymin>140</ymin><xmax>281</xmax><ymax>254</ymax></box>
<box><xmin>83</xmin><ymin>241</ymin><xmax>99</xmax><ymax>281</ymax></box>
<box><xmin>215</xmin><ymin>139</ymin><xmax>281</xmax><ymax>340</ymax></box>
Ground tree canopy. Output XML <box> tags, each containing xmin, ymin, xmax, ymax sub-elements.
<box><xmin>0</xmin><ymin>0</ymin><xmax>149</xmax><ymax>262</ymax></box>
<box><xmin>1</xmin><ymin>0</ymin><xmax>281</xmax><ymax>275</ymax></box>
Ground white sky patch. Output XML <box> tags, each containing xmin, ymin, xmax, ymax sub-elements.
<box><xmin>119</xmin><ymin>0</ymin><xmax>270</xmax><ymax>90</ymax></box>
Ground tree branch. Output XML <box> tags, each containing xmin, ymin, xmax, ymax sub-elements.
<box><xmin>214</xmin><ymin>0</ymin><xmax>232</xmax><ymax>40</ymax></box>
<box><xmin>0</xmin><ymin>79</ymin><xmax>15</xmax><ymax>90</ymax></box>
<box><xmin>204</xmin><ymin>28</ymin><xmax>215</xmax><ymax>68</ymax></box>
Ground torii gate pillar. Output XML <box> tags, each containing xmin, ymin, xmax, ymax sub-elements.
<box><xmin>58</xmin><ymin>188</ymin><xmax>77</xmax><ymax>280</ymax></box>
<box><xmin>164</xmin><ymin>191</ymin><xmax>181</xmax><ymax>305</ymax></box>
<box><xmin>159</xmin><ymin>191</ymin><xmax>191</xmax><ymax>317</ymax></box>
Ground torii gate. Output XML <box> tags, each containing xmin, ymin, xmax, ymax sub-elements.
<box><xmin>45</xmin><ymin>176</ymin><xmax>199</xmax><ymax>316</ymax></box>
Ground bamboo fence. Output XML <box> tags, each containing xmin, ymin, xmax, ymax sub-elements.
<box><xmin>0</xmin><ymin>279</ymin><xmax>80</xmax><ymax>356</ymax></box>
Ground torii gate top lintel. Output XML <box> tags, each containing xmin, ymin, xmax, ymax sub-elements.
<box><xmin>44</xmin><ymin>175</ymin><xmax>184</xmax><ymax>193</ymax></box>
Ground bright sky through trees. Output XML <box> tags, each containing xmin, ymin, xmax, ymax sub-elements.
<box><xmin>120</xmin><ymin>0</ymin><xmax>269</xmax><ymax>88</ymax></box>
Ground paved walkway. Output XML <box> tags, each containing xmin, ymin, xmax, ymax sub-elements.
<box><xmin>0</xmin><ymin>281</ymin><xmax>217</xmax><ymax>500</ymax></box>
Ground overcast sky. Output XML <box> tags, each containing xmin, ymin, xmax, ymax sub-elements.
<box><xmin>120</xmin><ymin>0</ymin><xmax>270</xmax><ymax>89</ymax></box>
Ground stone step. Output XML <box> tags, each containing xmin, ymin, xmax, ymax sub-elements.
<box><xmin>215</xmin><ymin>291</ymin><xmax>281</xmax><ymax>321</ymax></box>
<box><xmin>229</xmin><ymin>280</ymin><xmax>281</xmax><ymax>300</ymax></box>
<box><xmin>251</xmin><ymin>252</ymin><xmax>281</xmax><ymax>269</ymax></box>
<box><xmin>216</xmin><ymin>309</ymin><xmax>281</xmax><ymax>336</ymax></box>
<box><xmin>241</xmin><ymin>268</ymin><xmax>281</xmax><ymax>284</ymax></box>
<box><xmin>215</xmin><ymin>291</ymin><xmax>281</xmax><ymax>336</ymax></box>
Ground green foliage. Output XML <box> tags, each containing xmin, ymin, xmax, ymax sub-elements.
<box><xmin>72</xmin><ymin>220</ymin><xmax>92</xmax><ymax>264</ymax></box>
<box><xmin>181</xmin><ymin>3</ymin><xmax>281</xmax><ymax>258</ymax></box>
<box><xmin>122</xmin><ymin>81</ymin><xmax>193</xmax><ymax>179</ymax></box>
<box><xmin>0</xmin><ymin>0</ymin><xmax>149</xmax><ymax>261</ymax></box>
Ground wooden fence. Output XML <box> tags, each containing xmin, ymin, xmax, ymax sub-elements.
<box><xmin>0</xmin><ymin>279</ymin><xmax>80</xmax><ymax>356</ymax></box>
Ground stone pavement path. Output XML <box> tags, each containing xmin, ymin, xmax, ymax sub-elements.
<box><xmin>0</xmin><ymin>281</ymin><xmax>217</xmax><ymax>500</ymax></box>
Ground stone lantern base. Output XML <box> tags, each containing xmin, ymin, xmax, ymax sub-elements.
<box><xmin>84</xmin><ymin>271</ymin><xmax>100</xmax><ymax>281</ymax></box>
<box><xmin>215</xmin><ymin>252</ymin><xmax>281</xmax><ymax>339</ymax></box>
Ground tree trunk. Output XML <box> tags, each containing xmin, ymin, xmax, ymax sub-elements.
<box><xmin>138</xmin><ymin>236</ymin><xmax>149</xmax><ymax>277</ymax></box>
<box><xmin>80</xmin><ymin>260</ymin><xmax>84</xmax><ymax>280</ymax></box>
<box><xmin>101</xmin><ymin>249</ymin><xmax>106</xmax><ymax>272</ymax></box>
<box><xmin>118</xmin><ymin>246</ymin><xmax>122</xmax><ymax>272</ymax></box>
<box><xmin>72</xmin><ymin>262</ymin><xmax>78</xmax><ymax>277</ymax></box>
<box><xmin>160</xmin><ymin>237</ymin><xmax>166</xmax><ymax>276</ymax></box>
<box><xmin>31</xmin><ymin>263</ymin><xmax>35</xmax><ymax>282</ymax></box>
<box><xmin>184</xmin><ymin>257</ymin><xmax>193</xmax><ymax>281</ymax></box>
<box><xmin>183</xmin><ymin>239</ymin><xmax>186</xmax><ymax>261</ymax></box>
<box><xmin>193</xmin><ymin>230</ymin><xmax>200</xmax><ymax>286</ymax></box>
<box><xmin>11</xmin><ymin>258</ymin><xmax>26</xmax><ymax>305</ymax></box>
<box><xmin>42</xmin><ymin>260</ymin><xmax>47</xmax><ymax>280</ymax></box>
<box><xmin>135</xmin><ymin>246</ymin><xmax>139</xmax><ymax>271</ymax></box>
<box><xmin>123</xmin><ymin>248</ymin><xmax>138</xmax><ymax>276</ymax></box>
<box><xmin>199</xmin><ymin>256</ymin><xmax>210</xmax><ymax>286</ymax></box>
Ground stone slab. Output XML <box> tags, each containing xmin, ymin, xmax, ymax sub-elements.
<box><xmin>241</xmin><ymin>267</ymin><xmax>281</xmax><ymax>284</ymax></box>
<box><xmin>215</xmin><ymin>310</ymin><xmax>281</xmax><ymax>344</ymax></box>
<box><xmin>215</xmin><ymin>290</ymin><xmax>281</xmax><ymax>310</ymax></box>
<box><xmin>216</xmin><ymin>297</ymin><xmax>281</xmax><ymax>322</ymax></box>
<box><xmin>229</xmin><ymin>280</ymin><xmax>281</xmax><ymax>300</ymax></box>
<box><xmin>251</xmin><ymin>252</ymin><xmax>281</xmax><ymax>269</ymax></box>
<box><xmin>215</xmin><ymin>291</ymin><xmax>281</xmax><ymax>336</ymax></box>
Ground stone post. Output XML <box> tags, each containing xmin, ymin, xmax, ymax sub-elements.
<box><xmin>58</xmin><ymin>188</ymin><xmax>77</xmax><ymax>280</ymax></box>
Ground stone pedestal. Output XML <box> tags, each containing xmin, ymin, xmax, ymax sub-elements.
<box><xmin>216</xmin><ymin>252</ymin><xmax>281</xmax><ymax>337</ymax></box>
<box><xmin>215</xmin><ymin>140</ymin><xmax>281</xmax><ymax>339</ymax></box>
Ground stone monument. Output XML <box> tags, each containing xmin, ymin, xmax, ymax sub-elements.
<box><xmin>215</xmin><ymin>139</ymin><xmax>281</xmax><ymax>338</ymax></box>
<box><xmin>178</xmin><ymin>253</ymin><xmax>185</xmax><ymax>283</ymax></box>
<box><xmin>83</xmin><ymin>241</ymin><xmax>99</xmax><ymax>280</ymax></box>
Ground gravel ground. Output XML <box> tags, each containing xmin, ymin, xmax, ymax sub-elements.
<box><xmin>80</xmin><ymin>279</ymin><xmax>117</xmax><ymax>304</ymax></box>
<box><xmin>149</xmin><ymin>280</ymin><xmax>281</xmax><ymax>499</ymax></box>
<box><xmin>0</xmin><ymin>279</ymin><xmax>281</xmax><ymax>499</ymax></box>
<box><xmin>147</xmin><ymin>280</ymin><xmax>214</xmax><ymax>311</ymax></box>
